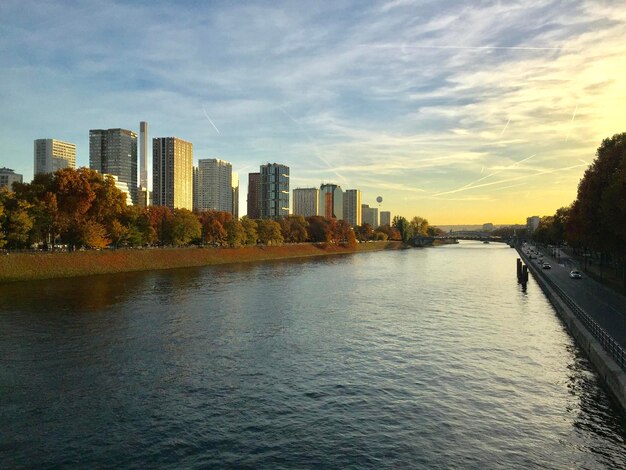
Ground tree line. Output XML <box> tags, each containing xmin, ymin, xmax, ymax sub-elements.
<box><xmin>532</xmin><ymin>133</ymin><xmax>626</xmax><ymax>283</ymax></box>
<box><xmin>0</xmin><ymin>167</ymin><xmax>435</xmax><ymax>250</ymax></box>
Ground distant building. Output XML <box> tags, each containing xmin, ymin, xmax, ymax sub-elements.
<box><xmin>319</xmin><ymin>183</ymin><xmax>343</xmax><ymax>219</ymax></box>
<box><xmin>152</xmin><ymin>137</ymin><xmax>193</xmax><ymax>210</ymax></box>
<box><xmin>483</xmin><ymin>223</ymin><xmax>494</xmax><ymax>232</ymax></box>
<box><xmin>343</xmin><ymin>189</ymin><xmax>362</xmax><ymax>227</ymax></box>
<box><xmin>138</xmin><ymin>121</ymin><xmax>150</xmax><ymax>207</ymax></box>
<box><xmin>380</xmin><ymin>211</ymin><xmax>391</xmax><ymax>227</ymax></box>
<box><xmin>247</xmin><ymin>172</ymin><xmax>261</xmax><ymax>219</ymax></box>
<box><xmin>526</xmin><ymin>216</ymin><xmax>540</xmax><ymax>234</ymax></box>
<box><xmin>260</xmin><ymin>163</ymin><xmax>289</xmax><ymax>218</ymax></box>
<box><xmin>34</xmin><ymin>139</ymin><xmax>76</xmax><ymax>175</ymax></box>
<box><xmin>0</xmin><ymin>167</ymin><xmax>22</xmax><ymax>190</ymax></box>
<box><xmin>232</xmin><ymin>172</ymin><xmax>239</xmax><ymax>218</ymax></box>
<box><xmin>103</xmin><ymin>174</ymin><xmax>132</xmax><ymax>206</ymax></box>
<box><xmin>193</xmin><ymin>158</ymin><xmax>233</xmax><ymax>213</ymax></box>
<box><xmin>89</xmin><ymin>128</ymin><xmax>138</xmax><ymax>204</ymax></box>
<box><xmin>362</xmin><ymin>204</ymin><xmax>379</xmax><ymax>228</ymax></box>
<box><xmin>293</xmin><ymin>188</ymin><xmax>319</xmax><ymax>218</ymax></box>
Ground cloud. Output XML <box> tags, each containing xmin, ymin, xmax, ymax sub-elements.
<box><xmin>0</xmin><ymin>0</ymin><xmax>624</xmax><ymax>222</ymax></box>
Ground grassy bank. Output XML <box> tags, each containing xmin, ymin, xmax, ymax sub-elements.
<box><xmin>0</xmin><ymin>241</ymin><xmax>405</xmax><ymax>283</ymax></box>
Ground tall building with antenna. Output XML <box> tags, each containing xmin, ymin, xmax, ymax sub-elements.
<box><xmin>138</xmin><ymin>121</ymin><xmax>151</xmax><ymax>207</ymax></box>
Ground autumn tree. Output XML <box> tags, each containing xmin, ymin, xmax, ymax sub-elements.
<box><xmin>375</xmin><ymin>224</ymin><xmax>401</xmax><ymax>241</ymax></box>
<box><xmin>306</xmin><ymin>216</ymin><xmax>333</xmax><ymax>243</ymax></box>
<box><xmin>225</xmin><ymin>219</ymin><xmax>246</xmax><ymax>247</ymax></box>
<box><xmin>257</xmin><ymin>219</ymin><xmax>283</xmax><ymax>245</ymax></box>
<box><xmin>279</xmin><ymin>215</ymin><xmax>309</xmax><ymax>243</ymax></box>
<box><xmin>392</xmin><ymin>216</ymin><xmax>414</xmax><ymax>243</ymax></box>
<box><xmin>410</xmin><ymin>216</ymin><xmax>430</xmax><ymax>236</ymax></box>
<box><xmin>198</xmin><ymin>210</ymin><xmax>232</xmax><ymax>246</ymax></box>
<box><xmin>240</xmin><ymin>217</ymin><xmax>258</xmax><ymax>245</ymax></box>
<box><xmin>356</xmin><ymin>223</ymin><xmax>374</xmax><ymax>241</ymax></box>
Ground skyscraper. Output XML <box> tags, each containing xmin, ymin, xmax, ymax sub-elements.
<box><xmin>89</xmin><ymin>128</ymin><xmax>138</xmax><ymax>204</ymax></box>
<box><xmin>319</xmin><ymin>183</ymin><xmax>343</xmax><ymax>220</ymax></box>
<box><xmin>232</xmin><ymin>172</ymin><xmax>239</xmax><ymax>218</ymax></box>
<box><xmin>343</xmin><ymin>189</ymin><xmax>362</xmax><ymax>227</ymax></box>
<box><xmin>34</xmin><ymin>139</ymin><xmax>76</xmax><ymax>175</ymax></box>
<box><xmin>138</xmin><ymin>121</ymin><xmax>150</xmax><ymax>207</ymax></box>
<box><xmin>0</xmin><ymin>168</ymin><xmax>22</xmax><ymax>190</ymax></box>
<box><xmin>193</xmin><ymin>158</ymin><xmax>232</xmax><ymax>213</ymax></box>
<box><xmin>153</xmin><ymin>137</ymin><xmax>193</xmax><ymax>210</ymax></box>
<box><xmin>362</xmin><ymin>204</ymin><xmax>379</xmax><ymax>228</ymax></box>
<box><xmin>247</xmin><ymin>172</ymin><xmax>261</xmax><ymax>219</ymax></box>
<box><xmin>293</xmin><ymin>188</ymin><xmax>319</xmax><ymax>218</ymax></box>
<box><xmin>260</xmin><ymin>163</ymin><xmax>289</xmax><ymax>218</ymax></box>
<box><xmin>380</xmin><ymin>211</ymin><xmax>391</xmax><ymax>227</ymax></box>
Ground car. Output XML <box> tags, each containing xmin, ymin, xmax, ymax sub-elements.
<box><xmin>570</xmin><ymin>270</ymin><xmax>582</xmax><ymax>279</ymax></box>
<box><xmin>542</xmin><ymin>263</ymin><xmax>551</xmax><ymax>269</ymax></box>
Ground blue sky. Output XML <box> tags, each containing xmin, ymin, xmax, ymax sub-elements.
<box><xmin>1</xmin><ymin>0</ymin><xmax>625</xmax><ymax>223</ymax></box>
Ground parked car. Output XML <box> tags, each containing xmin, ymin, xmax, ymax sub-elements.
<box><xmin>542</xmin><ymin>263</ymin><xmax>551</xmax><ymax>269</ymax></box>
<box><xmin>570</xmin><ymin>270</ymin><xmax>582</xmax><ymax>279</ymax></box>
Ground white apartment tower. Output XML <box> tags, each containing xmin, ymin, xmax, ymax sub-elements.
<box><xmin>293</xmin><ymin>188</ymin><xmax>319</xmax><ymax>218</ymax></box>
<box><xmin>194</xmin><ymin>158</ymin><xmax>233</xmax><ymax>213</ymax></box>
<box><xmin>34</xmin><ymin>139</ymin><xmax>76</xmax><ymax>175</ymax></box>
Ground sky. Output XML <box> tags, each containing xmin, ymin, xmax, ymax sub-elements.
<box><xmin>1</xmin><ymin>0</ymin><xmax>625</xmax><ymax>225</ymax></box>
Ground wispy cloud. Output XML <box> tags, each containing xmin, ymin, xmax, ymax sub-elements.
<box><xmin>0</xmin><ymin>0</ymin><xmax>623</xmax><ymax>222</ymax></box>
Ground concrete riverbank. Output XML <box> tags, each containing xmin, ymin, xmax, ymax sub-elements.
<box><xmin>0</xmin><ymin>241</ymin><xmax>405</xmax><ymax>283</ymax></box>
<box><xmin>517</xmin><ymin>247</ymin><xmax>626</xmax><ymax>414</ymax></box>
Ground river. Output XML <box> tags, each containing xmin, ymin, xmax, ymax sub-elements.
<box><xmin>1</xmin><ymin>241</ymin><xmax>624</xmax><ymax>468</ymax></box>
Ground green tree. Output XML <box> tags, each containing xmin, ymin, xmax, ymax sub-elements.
<box><xmin>241</xmin><ymin>217</ymin><xmax>258</xmax><ymax>245</ymax></box>
<box><xmin>0</xmin><ymin>190</ymin><xmax>6</xmax><ymax>248</ymax></box>
<box><xmin>392</xmin><ymin>216</ymin><xmax>414</xmax><ymax>243</ymax></box>
<box><xmin>225</xmin><ymin>219</ymin><xmax>246</xmax><ymax>247</ymax></box>
<box><xmin>168</xmin><ymin>209</ymin><xmax>202</xmax><ymax>246</ymax></box>
<box><xmin>257</xmin><ymin>219</ymin><xmax>284</xmax><ymax>245</ymax></box>
<box><xmin>4</xmin><ymin>198</ymin><xmax>34</xmax><ymax>249</ymax></box>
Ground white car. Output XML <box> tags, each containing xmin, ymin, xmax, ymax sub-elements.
<box><xmin>570</xmin><ymin>270</ymin><xmax>582</xmax><ymax>279</ymax></box>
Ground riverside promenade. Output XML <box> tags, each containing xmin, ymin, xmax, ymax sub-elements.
<box><xmin>518</xmin><ymin>244</ymin><xmax>626</xmax><ymax>412</ymax></box>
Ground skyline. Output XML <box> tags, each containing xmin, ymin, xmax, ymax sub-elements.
<box><xmin>1</xmin><ymin>1</ymin><xmax>625</xmax><ymax>224</ymax></box>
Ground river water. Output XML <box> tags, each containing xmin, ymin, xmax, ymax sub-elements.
<box><xmin>1</xmin><ymin>241</ymin><xmax>625</xmax><ymax>468</ymax></box>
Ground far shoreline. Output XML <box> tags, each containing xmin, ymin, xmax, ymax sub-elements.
<box><xmin>0</xmin><ymin>241</ymin><xmax>406</xmax><ymax>283</ymax></box>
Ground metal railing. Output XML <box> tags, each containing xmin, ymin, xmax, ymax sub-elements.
<box><xmin>520</xmin><ymin>250</ymin><xmax>626</xmax><ymax>371</ymax></box>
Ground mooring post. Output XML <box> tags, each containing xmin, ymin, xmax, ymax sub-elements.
<box><xmin>522</xmin><ymin>265</ymin><xmax>529</xmax><ymax>284</ymax></box>
<box><xmin>517</xmin><ymin>258</ymin><xmax>522</xmax><ymax>282</ymax></box>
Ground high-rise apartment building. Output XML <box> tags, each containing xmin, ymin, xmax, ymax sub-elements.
<box><xmin>319</xmin><ymin>184</ymin><xmax>343</xmax><ymax>220</ymax></box>
<box><xmin>380</xmin><ymin>211</ymin><xmax>391</xmax><ymax>227</ymax></box>
<box><xmin>526</xmin><ymin>216</ymin><xmax>540</xmax><ymax>234</ymax></box>
<box><xmin>33</xmin><ymin>139</ymin><xmax>76</xmax><ymax>175</ymax></box>
<box><xmin>247</xmin><ymin>172</ymin><xmax>261</xmax><ymax>219</ymax></box>
<box><xmin>362</xmin><ymin>204</ymin><xmax>379</xmax><ymax>228</ymax></box>
<box><xmin>343</xmin><ymin>189</ymin><xmax>362</xmax><ymax>227</ymax></box>
<box><xmin>260</xmin><ymin>163</ymin><xmax>289</xmax><ymax>218</ymax></box>
<box><xmin>293</xmin><ymin>188</ymin><xmax>319</xmax><ymax>218</ymax></box>
<box><xmin>153</xmin><ymin>137</ymin><xmax>193</xmax><ymax>209</ymax></box>
<box><xmin>193</xmin><ymin>158</ymin><xmax>232</xmax><ymax>213</ymax></box>
<box><xmin>138</xmin><ymin>121</ymin><xmax>150</xmax><ymax>207</ymax></box>
<box><xmin>89</xmin><ymin>128</ymin><xmax>138</xmax><ymax>204</ymax></box>
<box><xmin>0</xmin><ymin>168</ymin><xmax>22</xmax><ymax>190</ymax></box>
<box><xmin>232</xmin><ymin>172</ymin><xmax>239</xmax><ymax>218</ymax></box>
